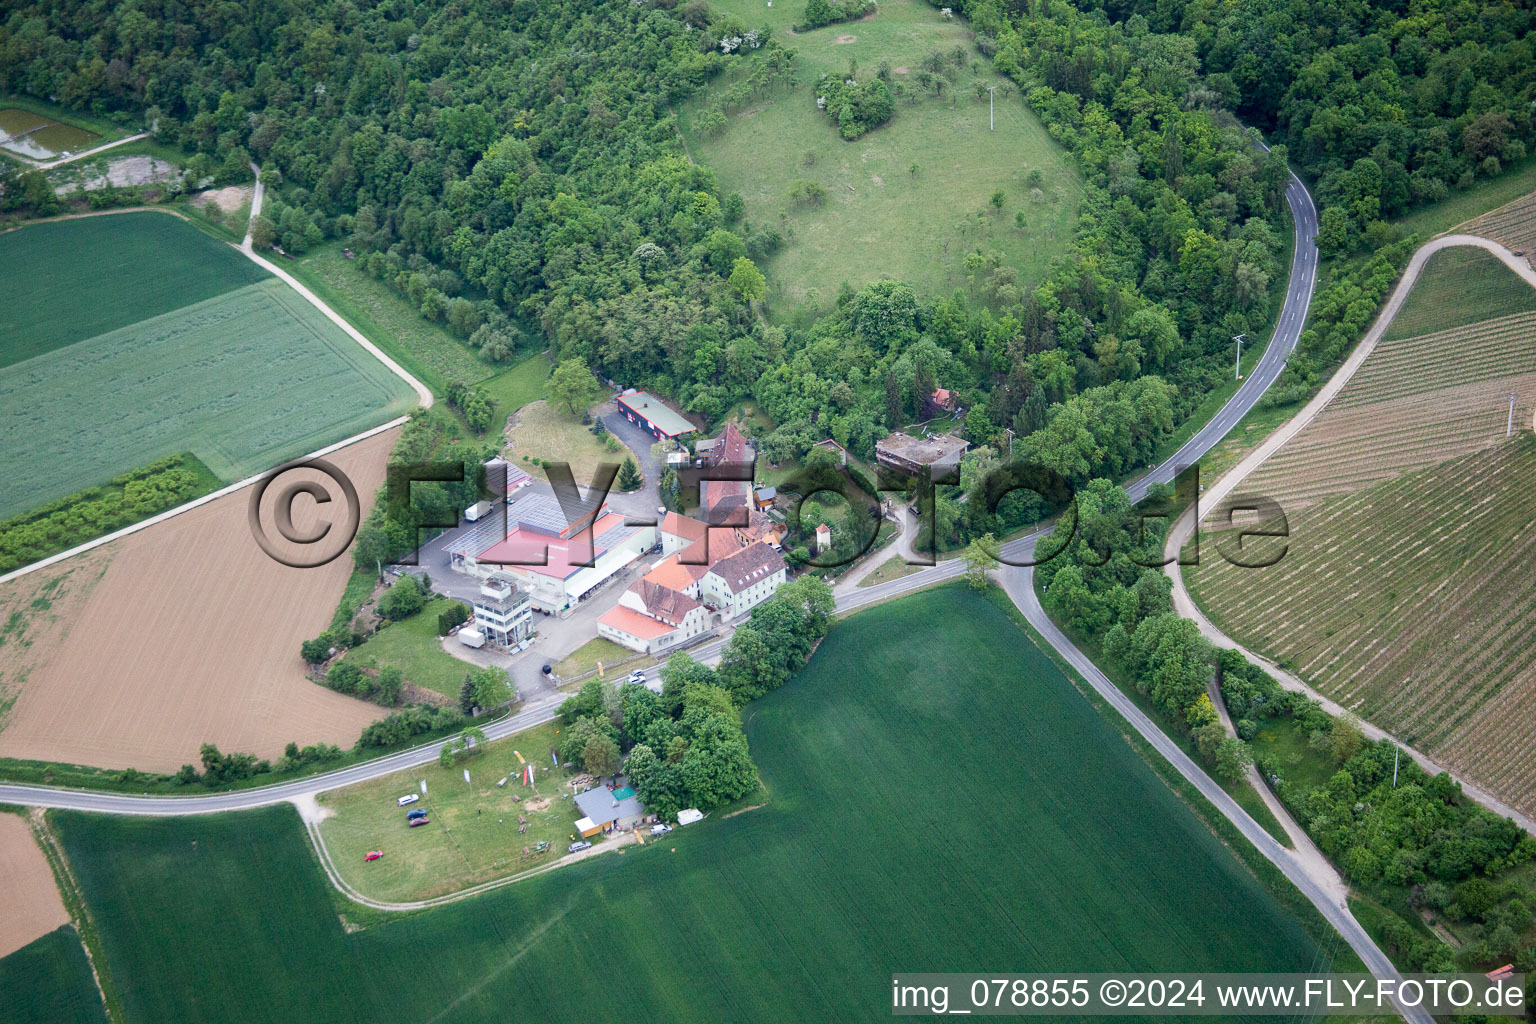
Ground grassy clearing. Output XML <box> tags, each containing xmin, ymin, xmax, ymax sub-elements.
<box><xmin>0</xmin><ymin>211</ymin><xmax>264</xmax><ymax>367</ymax></box>
<box><xmin>317</xmin><ymin>721</ymin><xmax>611</xmax><ymax>902</ymax></box>
<box><xmin>504</xmin><ymin>399</ymin><xmax>617</xmax><ymax>480</ymax></box>
<box><xmin>288</xmin><ymin>243</ymin><xmax>493</xmax><ymax>394</ymax></box>
<box><xmin>0</xmin><ymin>275</ymin><xmax>416</xmax><ymax>518</ymax></box>
<box><xmin>0</xmin><ymin>926</ymin><xmax>105</xmax><ymax>1024</ymax></box>
<box><xmin>340</xmin><ymin>598</ymin><xmax>478</xmax><ymax>700</ymax></box>
<box><xmin>1383</xmin><ymin>246</ymin><xmax>1536</xmax><ymax>340</ymax></box>
<box><xmin>682</xmin><ymin>0</ymin><xmax>1077</xmax><ymax>307</ymax></box>
<box><xmin>43</xmin><ymin>590</ymin><xmax>1330</xmax><ymax>1023</ymax></box>
<box><xmin>478</xmin><ymin>353</ymin><xmax>551</xmax><ymax>429</ymax></box>
<box><xmin>854</xmin><ymin>553</ymin><xmax>919</xmax><ymax>587</ymax></box>
<box><xmin>551</xmin><ymin>636</ymin><xmax>643</xmax><ymax>680</ymax></box>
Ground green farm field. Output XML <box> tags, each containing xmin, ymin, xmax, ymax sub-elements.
<box><xmin>0</xmin><ymin>215</ymin><xmax>418</xmax><ymax>520</ymax></box>
<box><xmin>681</xmin><ymin>0</ymin><xmax>1078</xmax><ymax>307</ymax></box>
<box><xmin>0</xmin><ymin>212</ymin><xmax>265</xmax><ymax>367</ymax></box>
<box><xmin>43</xmin><ymin>591</ymin><xmax>1330</xmax><ymax>1023</ymax></box>
<box><xmin>0</xmin><ymin>926</ymin><xmax>107</xmax><ymax>1024</ymax></box>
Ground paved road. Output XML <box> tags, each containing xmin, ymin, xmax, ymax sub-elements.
<box><xmin>1164</xmin><ymin>232</ymin><xmax>1536</xmax><ymax>836</ymax></box>
<box><xmin>0</xmin><ymin>138</ymin><xmax>1429</xmax><ymax>1018</ymax></box>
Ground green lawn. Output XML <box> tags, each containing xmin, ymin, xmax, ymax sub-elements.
<box><xmin>0</xmin><ymin>927</ymin><xmax>106</xmax><ymax>1024</ymax></box>
<box><xmin>682</xmin><ymin>0</ymin><xmax>1078</xmax><ymax>308</ymax></box>
<box><xmin>855</xmin><ymin>553</ymin><xmax>920</xmax><ymax>587</ymax></box>
<box><xmin>0</xmin><ymin>274</ymin><xmax>416</xmax><ymax>519</ymax></box>
<box><xmin>478</xmin><ymin>353</ymin><xmax>551</xmax><ymax>430</ymax></box>
<box><xmin>0</xmin><ymin>211</ymin><xmax>264</xmax><ymax>367</ymax></box>
<box><xmin>1383</xmin><ymin>245</ymin><xmax>1536</xmax><ymax>340</ymax></box>
<box><xmin>289</xmin><ymin>243</ymin><xmax>496</xmax><ymax>395</ymax></box>
<box><xmin>552</xmin><ymin>636</ymin><xmax>644</xmax><ymax>680</ymax></box>
<box><xmin>42</xmin><ymin>590</ymin><xmax>1334</xmax><ymax>1023</ymax></box>
<box><xmin>317</xmin><ymin>721</ymin><xmax>608</xmax><ymax>902</ymax></box>
<box><xmin>341</xmin><ymin>598</ymin><xmax>479</xmax><ymax>699</ymax></box>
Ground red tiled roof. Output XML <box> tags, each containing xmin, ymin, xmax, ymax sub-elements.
<box><xmin>629</xmin><ymin>579</ymin><xmax>700</xmax><ymax>622</ymax></box>
<box><xmin>643</xmin><ymin>555</ymin><xmax>707</xmax><ymax>591</ymax></box>
<box><xmin>598</xmin><ymin>605</ymin><xmax>678</xmax><ymax>640</ymax></box>
<box><xmin>661</xmin><ymin>511</ymin><xmax>707</xmax><ymax>543</ymax></box>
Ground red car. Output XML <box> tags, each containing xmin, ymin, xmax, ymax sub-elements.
<box><xmin>408</xmin><ymin>817</ymin><xmax>430</xmax><ymax>827</ymax></box>
<box><xmin>364</xmin><ymin>850</ymin><xmax>384</xmax><ymax>862</ymax></box>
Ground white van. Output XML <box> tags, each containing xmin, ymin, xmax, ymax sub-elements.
<box><xmin>397</xmin><ymin>794</ymin><xmax>420</xmax><ymax>807</ymax></box>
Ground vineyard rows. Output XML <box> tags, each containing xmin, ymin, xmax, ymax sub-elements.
<box><xmin>1190</xmin><ymin>438</ymin><xmax>1536</xmax><ymax>820</ymax></box>
<box><xmin>1460</xmin><ymin>190</ymin><xmax>1536</xmax><ymax>259</ymax></box>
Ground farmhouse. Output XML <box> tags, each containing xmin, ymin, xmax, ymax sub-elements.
<box><xmin>922</xmin><ymin>388</ymin><xmax>960</xmax><ymax>420</ymax></box>
<box><xmin>574</xmin><ymin>785</ymin><xmax>646</xmax><ymax>836</ymax></box>
<box><xmin>876</xmin><ymin>432</ymin><xmax>969</xmax><ymax>477</ymax></box>
<box><xmin>600</xmin><ymin>509</ymin><xmax>787</xmax><ymax>653</ymax></box>
<box><xmin>449</xmin><ymin>492</ymin><xmax>656</xmax><ymax>615</ymax></box>
<box><xmin>616</xmin><ymin>389</ymin><xmax>694</xmax><ymax>440</ymax></box>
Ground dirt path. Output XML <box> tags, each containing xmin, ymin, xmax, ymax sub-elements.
<box><xmin>1165</xmin><ymin>233</ymin><xmax>1536</xmax><ymax>837</ymax></box>
<box><xmin>8</xmin><ymin>132</ymin><xmax>150</xmax><ymax>171</ymax></box>
<box><xmin>833</xmin><ymin>505</ymin><xmax>916</xmax><ymax>595</ymax></box>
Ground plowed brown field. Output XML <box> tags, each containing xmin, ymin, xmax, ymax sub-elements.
<box><xmin>0</xmin><ymin>429</ymin><xmax>398</xmax><ymax>773</ymax></box>
<box><xmin>0</xmin><ymin>812</ymin><xmax>68</xmax><ymax>958</ymax></box>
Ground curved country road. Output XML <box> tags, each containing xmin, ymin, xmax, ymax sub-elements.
<box><xmin>1163</xmin><ymin>233</ymin><xmax>1536</xmax><ymax>835</ymax></box>
<box><xmin>0</xmin><ymin>141</ymin><xmax>1431</xmax><ymax>1020</ymax></box>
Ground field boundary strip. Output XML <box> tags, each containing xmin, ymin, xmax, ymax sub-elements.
<box><xmin>0</xmin><ymin>201</ymin><xmax>433</xmax><ymax>584</ymax></box>
<box><xmin>1164</xmin><ymin>231</ymin><xmax>1536</xmax><ymax>838</ymax></box>
<box><xmin>0</xmin><ymin>416</ymin><xmax>407</xmax><ymax>587</ymax></box>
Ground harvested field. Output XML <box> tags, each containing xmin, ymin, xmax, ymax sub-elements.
<box><xmin>1459</xmin><ymin>188</ymin><xmax>1536</xmax><ymax>258</ymax></box>
<box><xmin>0</xmin><ymin>430</ymin><xmax>398</xmax><ymax>773</ymax></box>
<box><xmin>0</xmin><ymin>812</ymin><xmax>68</xmax><ymax>958</ymax></box>
<box><xmin>1189</xmin><ymin>438</ymin><xmax>1536</xmax><ymax>819</ymax></box>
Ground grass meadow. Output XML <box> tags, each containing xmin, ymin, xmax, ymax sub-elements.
<box><xmin>681</xmin><ymin>0</ymin><xmax>1078</xmax><ymax>308</ymax></box>
<box><xmin>340</xmin><ymin>597</ymin><xmax>481</xmax><ymax>699</ymax></box>
<box><xmin>43</xmin><ymin>590</ymin><xmax>1329</xmax><ymax>1023</ymax></box>
<box><xmin>0</xmin><ymin>926</ymin><xmax>106</xmax><ymax>1024</ymax></box>
<box><xmin>0</xmin><ymin>274</ymin><xmax>416</xmax><ymax>519</ymax></box>
<box><xmin>317</xmin><ymin>721</ymin><xmax>607</xmax><ymax>902</ymax></box>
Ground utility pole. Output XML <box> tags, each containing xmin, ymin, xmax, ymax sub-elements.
<box><xmin>1508</xmin><ymin>393</ymin><xmax>1516</xmax><ymax>437</ymax></box>
<box><xmin>1232</xmin><ymin>334</ymin><xmax>1246</xmax><ymax>380</ymax></box>
<box><xmin>1392</xmin><ymin>747</ymin><xmax>1399</xmax><ymax>788</ymax></box>
<box><xmin>988</xmin><ymin>86</ymin><xmax>995</xmax><ymax>131</ymax></box>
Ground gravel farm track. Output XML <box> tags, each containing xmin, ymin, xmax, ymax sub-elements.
<box><xmin>0</xmin><ymin>143</ymin><xmax>1447</xmax><ymax>1022</ymax></box>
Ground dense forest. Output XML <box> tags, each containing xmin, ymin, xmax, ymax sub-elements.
<box><xmin>2</xmin><ymin>0</ymin><xmax>1531</xmax><ymax>516</ymax></box>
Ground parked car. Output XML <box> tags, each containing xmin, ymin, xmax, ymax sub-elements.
<box><xmin>628</xmin><ymin>669</ymin><xmax>647</xmax><ymax>684</ymax></box>
<box><xmin>406</xmin><ymin>808</ymin><xmax>428</xmax><ymax>821</ymax></box>
<box><xmin>408</xmin><ymin>816</ymin><xmax>430</xmax><ymax>827</ymax></box>
<box><xmin>364</xmin><ymin>850</ymin><xmax>384</xmax><ymax>862</ymax></box>
<box><xmin>397</xmin><ymin>794</ymin><xmax>419</xmax><ymax>806</ymax></box>
<box><xmin>649</xmin><ymin>823</ymin><xmax>672</xmax><ymax>835</ymax></box>
<box><xmin>568</xmin><ymin>840</ymin><xmax>592</xmax><ymax>853</ymax></box>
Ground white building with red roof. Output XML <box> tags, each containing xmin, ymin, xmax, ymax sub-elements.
<box><xmin>448</xmin><ymin>492</ymin><xmax>657</xmax><ymax>616</ymax></box>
